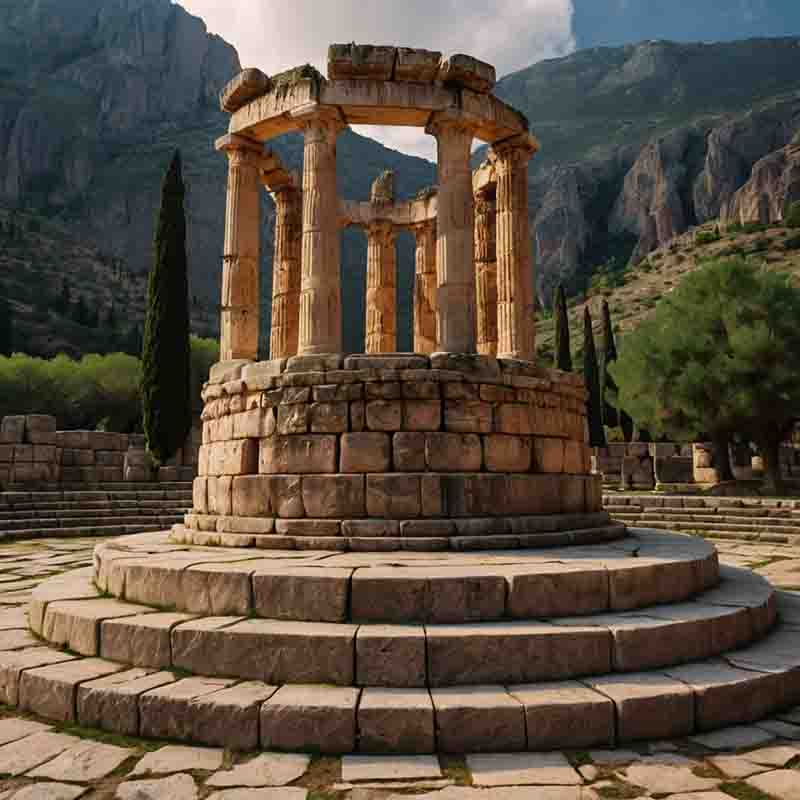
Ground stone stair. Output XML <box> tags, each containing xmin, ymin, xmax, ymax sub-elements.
<box><xmin>605</xmin><ymin>494</ymin><xmax>800</xmax><ymax>543</ymax></box>
<box><xmin>7</xmin><ymin>527</ymin><xmax>800</xmax><ymax>755</ymax></box>
<box><xmin>0</xmin><ymin>484</ymin><xmax>193</xmax><ymax>542</ymax></box>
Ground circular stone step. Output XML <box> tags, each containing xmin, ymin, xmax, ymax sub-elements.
<box><xmin>30</xmin><ymin>562</ymin><xmax>773</xmax><ymax>689</ymax></box>
<box><xmin>90</xmin><ymin>529</ymin><xmax>719</xmax><ymax>623</ymax></box>
<box><xmin>9</xmin><ymin>603</ymin><xmax>800</xmax><ymax>754</ymax></box>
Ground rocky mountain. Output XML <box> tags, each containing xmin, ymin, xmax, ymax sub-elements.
<box><xmin>0</xmin><ymin>0</ymin><xmax>434</xmax><ymax>356</ymax></box>
<box><xmin>572</xmin><ymin>0</ymin><xmax>800</xmax><ymax>49</ymax></box>
<box><xmin>493</xmin><ymin>37</ymin><xmax>800</xmax><ymax>302</ymax></box>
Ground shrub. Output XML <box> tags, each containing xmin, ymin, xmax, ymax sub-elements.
<box><xmin>695</xmin><ymin>230</ymin><xmax>721</xmax><ymax>246</ymax></box>
<box><xmin>786</xmin><ymin>201</ymin><xmax>800</xmax><ymax>229</ymax></box>
<box><xmin>784</xmin><ymin>235</ymin><xmax>800</xmax><ymax>251</ymax></box>
<box><xmin>751</xmin><ymin>237</ymin><xmax>770</xmax><ymax>253</ymax></box>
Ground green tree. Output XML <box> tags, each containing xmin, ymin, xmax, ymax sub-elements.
<box><xmin>612</xmin><ymin>258</ymin><xmax>800</xmax><ymax>493</ymax></box>
<box><xmin>553</xmin><ymin>284</ymin><xmax>573</xmax><ymax>371</ymax></box>
<box><xmin>600</xmin><ymin>299</ymin><xmax>636</xmax><ymax>440</ymax></box>
<box><xmin>72</xmin><ymin>294</ymin><xmax>89</xmax><ymax>326</ymax></box>
<box><xmin>141</xmin><ymin>150</ymin><xmax>191</xmax><ymax>463</ymax></box>
<box><xmin>583</xmin><ymin>307</ymin><xmax>606</xmax><ymax>448</ymax></box>
<box><xmin>54</xmin><ymin>278</ymin><xmax>71</xmax><ymax>314</ymax></box>
<box><xmin>0</xmin><ymin>295</ymin><xmax>13</xmax><ymax>357</ymax></box>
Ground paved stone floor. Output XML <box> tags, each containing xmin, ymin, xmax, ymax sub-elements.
<box><xmin>0</xmin><ymin>535</ymin><xmax>798</xmax><ymax>798</ymax></box>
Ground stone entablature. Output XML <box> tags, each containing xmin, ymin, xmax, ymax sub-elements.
<box><xmin>186</xmin><ymin>354</ymin><xmax>601</xmax><ymax>551</ymax></box>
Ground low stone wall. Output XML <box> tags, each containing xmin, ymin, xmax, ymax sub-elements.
<box><xmin>0</xmin><ymin>415</ymin><xmax>199</xmax><ymax>487</ymax></box>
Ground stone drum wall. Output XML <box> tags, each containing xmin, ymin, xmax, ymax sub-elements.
<box><xmin>181</xmin><ymin>354</ymin><xmax>612</xmax><ymax>552</ymax></box>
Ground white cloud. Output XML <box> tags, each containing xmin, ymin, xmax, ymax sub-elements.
<box><xmin>178</xmin><ymin>0</ymin><xmax>575</xmax><ymax>158</ymax></box>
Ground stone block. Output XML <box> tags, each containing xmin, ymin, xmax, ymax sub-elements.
<box><xmin>395</xmin><ymin>47</ymin><xmax>442</xmax><ymax>82</ymax></box>
<box><xmin>358</xmin><ymin>688</ymin><xmax>435</xmax><ymax>753</ymax></box>
<box><xmin>261</xmin><ymin>684</ymin><xmax>359</xmax><ymax>753</ymax></box>
<box><xmin>24</xmin><ymin>414</ymin><xmax>56</xmax><ymax>436</ymax></box>
<box><xmin>365</xmin><ymin>381</ymin><xmax>401</xmax><ymax>400</ymax></box>
<box><xmin>350</xmin><ymin>401</ymin><xmax>366</xmax><ymax>431</ymax></box>
<box><xmin>439</xmin><ymin>53</ymin><xmax>496</xmax><ymax>92</ymax></box>
<box><xmin>13</xmin><ymin>444</ymin><xmax>33</xmax><ymax>462</ymax></box>
<box><xmin>231</xmin><ymin>475</ymin><xmax>272</xmax><ymax>517</ymax></box>
<box><xmin>260</xmin><ymin>475</ymin><xmax>304</xmax><ymax>518</ymax></box>
<box><xmin>340</xmin><ymin>433</ymin><xmax>391</xmax><ymax>473</ymax></box>
<box><xmin>366</xmin><ymin>401</ymin><xmax>403</xmax><ymax>431</ymax></box>
<box><xmin>497</xmin><ymin>404</ymin><xmax>534</xmax><ymax>435</ymax></box>
<box><xmin>232</xmin><ymin>408</ymin><xmax>275</xmax><ymax>440</ymax></box>
<box><xmin>342</xmin><ymin>519</ymin><xmax>400</xmax><ymax>538</ymax></box>
<box><xmin>1</xmin><ymin>417</ymin><xmax>25</xmax><ymax>444</ymax></box>
<box><xmin>77</xmin><ymin>669</ymin><xmax>176</xmax><ymax>737</ymax></box>
<box><xmin>208</xmin><ymin>440</ymin><xmax>258</xmax><ymax>476</ymax></box>
<box><xmin>328</xmin><ymin>43</ymin><xmax>396</xmax><ymax>80</ymax></box>
<box><xmin>356</xmin><ymin>625</ymin><xmax>427</xmax><ymax>687</ymax></box>
<box><xmin>431</xmin><ymin>686</ymin><xmax>525</xmax><ymax>753</ymax></box>
<box><xmin>277</xmin><ymin>404</ymin><xmax>309</xmax><ymax>435</ymax></box>
<box><xmin>207</xmin><ymin>476</ymin><xmax>233</xmax><ymax>516</ymax></box>
<box><xmin>509</xmin><ymin>682</ymin><xmax>615</xmax><ymax>750</ymax></box>
<box><xmin>444</xmin><ymin>400</ymin><xmax>493</xmax><ymax>433</ymax></box>
<box><xmin>439</xmin><ymin>474</ymin><xmax>499</xmax><ymax>517</ymax></box>
<box><xmin>301</xmin><ymin>475</ymin><xmax>365</xmax><ymax>518</ymax></box>
<box><xmin>425</xmin><ymin>622</ymin><xmax>610</xmax><ymax>686</ymax></box>
<box><xmin>366</xmin><ymin>474</ymin><xmax>421</xmax><ymax>518</ymax></box>
<box><xmin>507</xmin><ymin>564</ymin><xmax>609</xmax><ymax>618</ymax></box>
<box><xmin>393</xmin><ymin>432</ymin><xmax>426</xmax><ymax>471</ymax></box>
<box><xmin>19</xmin><ymin>658</ymin><xmax>125</xmax><ymax>722</ymax></box>
<box><xmin>252</xmin><ymin>567</ymin><xmax>352</xmax><ymax>622</ymax></box>
<box><xmin>275</xmin><ymin>520</ymin><xmax>341</xmax><ymax>538</ymax></box>
<box><xmin>0</xmin><ymin>445</ymin><xmax>12</xmax><ymax>463</ymax></box>
<box><xmin>421</xmin><ymin>475</ymin><xmax>444</xmax><ymax>516</ymax></box>
<box><xmin>101</xmin><ymin>613</ymin><xmax>196</xmax><ymax>669</ymax></box>
<box><xmin>0</xmin><ymin>648</ymin><xmax>78</xmax><ymax>706</ymax></box>
<box><xmin>209</xmin><ymin>360</ymin><xmax>248</xmax><ymax>384</ymax></box>
<box><xmin>484</xmin><ymin>435</ymin><xmax>533</xmax><ymax>472</ymax></box>
<box><xmin>220</xmin><ymin>68</ymin><xmax>271</xmax><ymax>112</ymax></box>
<box><xmin>310</xmin><ymin>402</ymin><xmax>349</xmax><ymax>433</ymax></box>
<box><xmin>402</xmin><ymin>381</ymin><xmax>440</xmax><ymax>400</ymax></box>
<box><xmin>260</xmin><ymin>435</ymin><xmax>338</xmax><ymax>474</ymax></box>
<box><xmin>563</xmin><ymin>441</ymin><xmax>584</xmax><ymax>474</ymax></box>
<box><xmin>426</xmin><ymin>433</ymin><xmax>482</xmax><ymax>471</ymax></box>
<box><xmin>403</xmin><ymin>400</ymin><xmax>441</xmax><ymax>431</ymax></box>
<box><xmin>561</xmin><ymin>476</ymin><xmax>586</xmax><ymax>513</ymax></box>
<box><xmin>586</xmin><ymin>673</ymin><xmax>695</xmax><ymax>742</ymax></box>
<box><xmin>171</xmin><ymin>618</ymin><xmax>357</xmax><ymax>685</ymax></box>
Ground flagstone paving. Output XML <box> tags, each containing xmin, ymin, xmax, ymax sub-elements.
<box><xmin>0</xmin><ymin>535</ymin><xmax>796</xmax><ymax>798</ymax></box>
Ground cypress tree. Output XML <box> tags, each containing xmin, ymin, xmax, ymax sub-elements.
<box><xmin>0</xmin><ymin>295</ymin><xmax>13</xmax><ymax>357</ymax></box>
<box><xmin>141</xmin><ymin>150</ymin><xmax>191</xmax><ymax>463</ymax></box>
<box><xmin>553</xmin><ymin>284</ymin><xmax>573</xmax><ymax>371</ymax></box>
<box><xmin>583</xmin><ymin>307</ymin><xmax>606</xmax><ymax>448</ymax></box>
<box><xmin>600</xmin><ymin>299</ymin><xmax>619</xmax><ymax>428</ymax></box>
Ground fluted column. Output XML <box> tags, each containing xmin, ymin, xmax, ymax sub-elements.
<box><xmin>269</xmin><ymin>185</ymin><xmax>302</xmax><ymax>360</ymax></box>
<box><xmin>298</xmin><ymin>112</ymin><xmax>346</xmax><ymax>355</ymax></box>
<box><xmin>365</xmin><ymin>221</ymin><xmax>397</xmax><ymax>353</ymax></box>
<box><xmin>475</xmin><ymin>194</ymin><xmax>498</xmax><ymax>355</ymax></box>
<box><xmin>491</xmin><ymin>133</ymin><xmax>538</xmax><ymax>361</ymax></box>
<box><xmin>426</xmin><ymin>112</ymin><xmax>477</xmax><ymax>354</ymax></box>
<box><xmin>218</xmin><ymin>135</ymin><xmax>263</xmax><ymax>362</ymax></box>
<box><xmin>412</xmin><ymin>220</ymin><xmax>437</xmax><ymax>354</ymax></box>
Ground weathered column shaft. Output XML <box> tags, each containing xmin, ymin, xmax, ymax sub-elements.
<box><xmin>413</xmin><ymin>221</ymin><xmax>437</xmax><ymax>354</ymax></box>
<box><xmin>427</xmin><ymin>114</ymin><xmax>477</xmax><ymax>354</ymax></box>
<box><xmin>299</xmin><ymin>115</ymin><xmax>344</xmax><ymax>355</ymax></box>
<box><xmin>270</xmin><ymin>186</ymin><xmax>302</xmax><ymax>360</ymax></box>
<box><xmin>475</xmin><ymin>195</ymin><xmax>498</xmax><ymax>356</ymax></box>
<box><xmin>220</xmin><ymin>141</ymin><xmax>262</xmax><ymax>362</ymax></box>
<box><xmin>365</xmin><ymin>221</ymin><xmax>397</xmax><ymax>353</ymax></box>
<box><xmin>492</xmin><ymin>135</ymin><xmax>537</xmax><ymax>360</ymax></box>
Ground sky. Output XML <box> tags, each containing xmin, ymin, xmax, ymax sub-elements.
<box><xmin>177</xmin><ymin>0</ymin><xmax>576</xmax><ymax>160</ymax></box>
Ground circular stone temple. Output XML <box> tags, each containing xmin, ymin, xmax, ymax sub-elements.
<box><xmin>18</xmin><ymin>47</ymin><xmax>800</xmax><ymax>757</ymax></box>
<box><xmin>185</xmin><ymin>44</ymin><xmax>617</xmax><ymax>552</ymax></box>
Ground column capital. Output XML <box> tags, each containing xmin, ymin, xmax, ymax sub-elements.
<box><xmin>215</xmin><ymin>133</ymin><xmax>264</xmax><ymax>155</ymax></box>
<box><xmin>366</xmin><ymin>219</ymin><xmax>397</xmax><ymax>244</ymax></box>
<box><xmin>489</xmin><ymin>132</ymin><xmax>540</xmax><ymax>166</ymax></box>
<box><xmin>294</xmin><ymin>107</ymin><xmax>348</xmax><ymax>136</ymax></box>
<box><xmin>425</xmin><ymin>110</ymin><xmax>478</xmax><ymax>140</ymax></box>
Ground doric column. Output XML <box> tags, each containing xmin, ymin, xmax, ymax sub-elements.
<box><xmin>426</xmin><ymin>112</ymin><xmax>477</xmax><ymax>354</ymax></box>
<box><xmin>269</xmin><ymin>185</ymin><xmax>302</xmax><ymax>360</ymax></box>
<box><xmin>412</xmin><ymin>220</ymin><xmax>437</xmax><ymax>354</ymax></box>
<box><xmin>491</xmin><ymin>133</ymin><xmax>538</xmax><ymax>361</ymax></box>
<box><xmin>298</xmin><ymin>112</ymin><xmax>346</xmax><ymax>356</ymax></box>
<box><xmin>218</xmin><ymin>135</ymin><xmax>263</xmax><ymax>362</ymax></box>
<box><xmin>365</xmin><ymin>221</ymin><xmax>397</xmax><ymax>353</ymax></box>
<box><xmin>475</xmin><ymin>193</ymin><xmax>498</xmax><ymax>355</ymax></box>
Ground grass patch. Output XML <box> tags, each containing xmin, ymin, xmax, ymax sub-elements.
<box><xmin>720</xmin><ymin>781</ymin><xmax>775</xmax><ymax>800</ymax></box>
<box><xmin>595</xmin><ymin>780</ymin><xmax>643</xmax><ymax>799</ymax></box>
<box><xmin>568</xmin><ymin>750</ymin><xmax>593</xmax><ymax>767</ymax></box>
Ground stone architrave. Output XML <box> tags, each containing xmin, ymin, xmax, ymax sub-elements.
<box><xmin>491</xmin><ymin>133</ymin><xmax>538</xmax><ymax>361</ymax></box>
<box><xmin>475</xmin><ymin>192</ymin><xmax>498</xmax><ymax>356</ymax></box>
<box><xmin>412</xmin><ymin>220</ymin><xmax>437</xmax><ymax>355</ymax></box>
<box><xmin>269</xmin><ymin>185</ymin><xmax>302</xmax><ymax>360</ymax></box>
<box><xmin>426</xmin><ymin>112</ymin><xmax>477</xmax><ymax>354</ymax></box>
<box><xmin>298</xmin><ymin>112</ymin><xmax>347</xmax><ymax>356</ymax></box>
<box><xmin>365</xmin><ymin>221</ymin><xmax>398</xmax><ymax>353</ymax></box>
<box><xmin>219</xmin><ymin>135</ymin><xmax>263</xmax><ymax>362</ymax></box>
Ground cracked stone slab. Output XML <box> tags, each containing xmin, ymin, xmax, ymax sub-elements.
<box><xmin>6</xmin><ymin>785</ymin><xmax>88</xmax><ymax>800</ymax></box>
<box><xmin>205</xmin><ymin>753</ymin><xmax>311</xmax><ymax>787</ymax></box>
<box><xmin>341</xmin><ymin>755</ymin><xmax>442</xmax><ymax>782</ymax></box>
<box><xmin>690</xmin><ymin>725</ymin><xmax>776</xmax><ymax>750</ymax></box>
<box><xmin>206</xmin><ymin>791</ymin><xmax>308</xmax><ymax>800</ymax></box>
<box><xmin>745</xmin><ymin>745</ymin><xmax>800</xmax><ymax>767</ymax></box>
<box><xmin>28</xmin><ymin>739</ymin><xmax>135</xmax><ymax>782</ymax></box>
<box><xmin>0</xmin><ymin>731</ymin><xmax>76</xmax><ymax>776</ymax></box>
<box><xmin>115</xmin><ymin>774</ymin><xmax>199</xmax><ymax>800</ymax></box>
<box><xmin>131</xmin><ymin>745</ymin><xmax>225</xmax><ymax>776</ymax></box>
<box><xmin>708</xmin><ymin>754</ymin><xmax>772</xmax><ymax>779</ymax></box>
<box><xmin>0</xmin><ymin>717</ymin><xmax>51</xmax><ymax>745</ymax></box>
<box><xmin>623</xmin><ymin>758</ymin><xmax>720</xmax><ymax>795</ymax></box>
<box><xmin>466</xmin><ymin>752</ymin><xmax>582</xmax><ymax>786</ymax></box>
<box><xmin>747</xmin><ymin>769</ymin><xmax>800</xmax><ymax>800</ymax></box>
